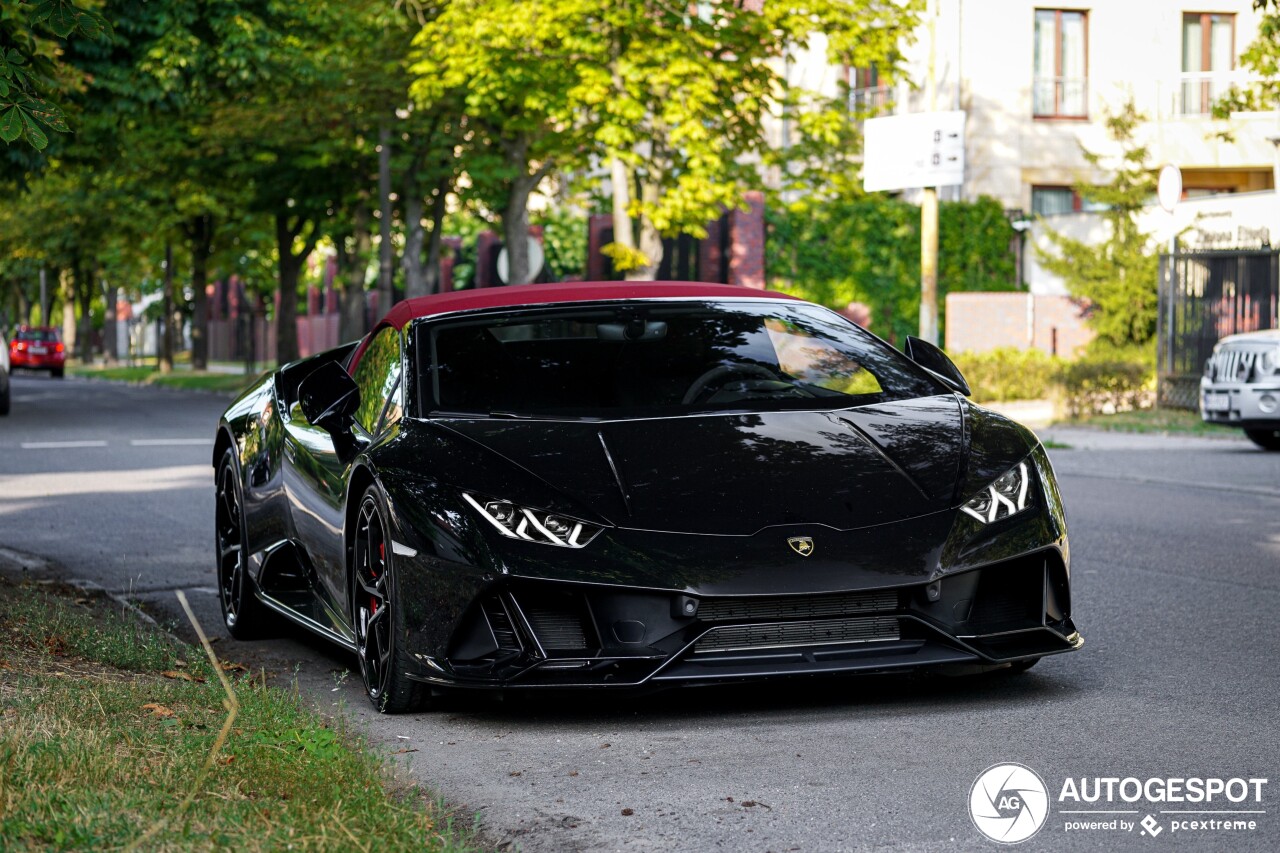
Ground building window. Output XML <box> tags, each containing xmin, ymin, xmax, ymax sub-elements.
<box><xmin>1031</xmin><ymin>186</ymin><xmax>1107</xmax><ymax>216</ymax></box>
<box><xmin>848</xmin><ymin>65</ymin><xmax>889</xmax><ymax>114</ymax></box>
<box><xmin>1034</xmin><ymin>9</ymin><xmax>1088</xmax><ymax>118</ymax></box>
<box><xmin>1182</xmin><ymin>13</ymin><xmax>1235</xmax><ymax>115</ymax></box>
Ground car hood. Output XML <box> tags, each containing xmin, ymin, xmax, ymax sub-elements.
<box><xmin>1216</xmin><ymin>328</ymin><xmax>1280</xmax><ymax>347</ymax></box>
<box><xmin>432</xmin><ymin>395</ymin><xmax>1004</xmax><ymax>536</ymax></box>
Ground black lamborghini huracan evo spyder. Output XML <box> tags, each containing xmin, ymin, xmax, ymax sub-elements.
<box><xmin>213</xmin><ymin>282</ymin><xmax>1081</xmax><ymax>712</ymax></box>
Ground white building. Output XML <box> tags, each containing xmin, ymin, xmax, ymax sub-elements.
<box><xmin>846</xmin><ymin>0</ymin><xmax>1279</xmax><ymax>295</ymax></box>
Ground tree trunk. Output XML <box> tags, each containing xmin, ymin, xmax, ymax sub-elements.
<box><xmin>339</xmin><ymin>205</ymin><xmax>372</xmax><ymax>343</ymax></box>
<box><xmin>378</xmin><ymin>122</ymin><xmax>395</xmax><ymax>309</ymax></box>
<box><xmin>402</xmin><ymin>189</ymin><xmax>427</xmax><ymax>299</ymax></box>
<box><xmin>423</xmin><ymin>175</ymin><xmax>449</xmax><ymax>295</ymax></box>
<box><xmin>633</xmin><ymin>183</ymin><xmax>664</xmax><ymax>281</ymax></box>
<box><xmin>275</xmin><ymin>212</ymin><xmax>320</xmax><ymax>365</ymax></box>
<box><xmin>75</xmin><ymin>263</ymin><xmax>93</xmax><ymax>362</ymax></box>
<box><xmin>59</xmin><ymin>267</ymin><xmax>76</xmax><ymax>356</ymax></box>
<box><xmin>103</xmin><ymin>278</ymin><xmax>118</xmax><ymax>365</ymax></box>
<box><xmin>159</xmin><ymin>243</ymin><xmax>174</xmax><ymax>374</ymax></box>
<box><xmin>610</xmin><ymin>153</ymin><xmax>636</xmax><ymax>267</ymax></box>
<box><xmin>503</xmin><ymin>184</ymin><xmax>531</xmax><ymax>286</ymax></box>
<box><xmin>188</xmin><ymin>214</ymin><xmax>214</xmax><ymax>370</ymax></box>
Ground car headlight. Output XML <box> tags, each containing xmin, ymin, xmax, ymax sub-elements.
<box><xmin>960</xmin><ymin>461</ymin><xmax>1033</xmax><ymax>524</ymax></box>
<box><xmin>462</xmin><ymin>492</ymin><xmax>602</xmax><ymax>548</ymax></box>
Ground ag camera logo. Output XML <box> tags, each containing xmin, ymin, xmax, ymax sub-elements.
<box><xmin>969</xmin><ymin>763</ymin><xmax>1050</xmax><ymax>844</ymax></box>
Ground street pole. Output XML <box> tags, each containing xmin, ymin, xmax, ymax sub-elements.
<box><xmin>919</xmin><ymin>0</ymin><xmax>939</xmax><ymax>344</ymax></box>
<box><xmin>39</xmin><ymin>267</ymin><xmax>48</xmax><ymax>326</ymax></box>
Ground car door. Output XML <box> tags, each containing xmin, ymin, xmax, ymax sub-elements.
<box><xmin>282</xmin><ymin>327</ymin><xmax>404</xmax><ymax>629</ymax></box>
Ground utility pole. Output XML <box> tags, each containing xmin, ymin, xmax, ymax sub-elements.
<box><xmin>919</xmin><ymin>0</ymin><xmax>939</xmax><ymax>344</ymax></box>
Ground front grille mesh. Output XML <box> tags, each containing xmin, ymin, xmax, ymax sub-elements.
<box><xmin>525</xmin><ymin>607</ymin><xmax>589</xmax><ymax>651</ymax></box>
<box><xmin>698</xmin><ymin>590</ymin><xmax>898</xmax><ymax>622</ymax></box>
<box><xmin>695</xmin><ymin>616</ymin><xmax>900</xmax><ymax>653</ymax></box>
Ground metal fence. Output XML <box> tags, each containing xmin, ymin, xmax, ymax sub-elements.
<box><xmin>1157</xmin><ymin>248</ymin><xmax>1279</xmax><ymax>408</ymax></box>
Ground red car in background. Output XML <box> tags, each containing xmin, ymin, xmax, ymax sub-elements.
<box><xmin>9</xmin><ymin>326</ymin><xmax>66</xmax><ymax>377</ymax></box>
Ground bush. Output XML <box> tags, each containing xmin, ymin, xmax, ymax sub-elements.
<box><xmin>952</xmin><ymin>348</ymin><xmax>1062</xmax><ymax>403</ymax></box>
<box><xmin>1053</xmin><ymin>357</ymin><xmax>1154</xmax><ymax>418</ymax></box>
<box><xmin>950</xmin><ymin>347</ymin><xmax>1154</xmax><ymax>417</ymax></box>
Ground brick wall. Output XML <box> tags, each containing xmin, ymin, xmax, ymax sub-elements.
<box><xmin>945</xmin><ymin>292</ymin><xmax>1093</xmax><ymax>357</ymax></box>
<box><xmin>728</xmin><ymin>190</ymin><xmax>766</xmax><ymax>289</ymax></box>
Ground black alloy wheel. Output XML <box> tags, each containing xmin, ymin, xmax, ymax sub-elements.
<box><xmin>216</xmin><ymin>449</ymin><xmax>268</xmax><ymax>638</ymax></box>
<box><xmin>353</xmin><ymin>486</ymin><xmax>427</xmax><ymax>713</ymax></box>
<box><xmin>1245</xmin><ymin>428</ymin><xmax>1280</xmax><ymax>451</ymax></box>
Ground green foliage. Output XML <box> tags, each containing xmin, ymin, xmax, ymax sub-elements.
<box><xmin>1214</xmin><ymin>6</ymin><xmax>1280</xmax><ymax>119</ymax></box>
<box><xmin>952</xmin><ymin>348</ymin><xmax>1063</xmax><ymax>403</ymax></box>
<box><xmin>1036</xmin><ymin>102</ymin><xmax>1160</xmax><ymax>353</ymax></box>
<box><xmin>768</xmin><ymin>194</ymin><xmax>1017</xmax><ymax>343</ymax></box>
<box><xmin>0</xmin><ymin>0</ymin><xmax>110</xmax><ymax>150</ymax></box>
<box><xmin>534</xmin><ymin>208</ymin><xmax>587</xmax><ymax>280</ymax></box>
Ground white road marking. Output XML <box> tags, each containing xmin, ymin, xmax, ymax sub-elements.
<box><xmin>21</xmin><ymin>440</ymin><xmax>107</xmax><ymax>449</ymax></box>
<box><xmin>130</xmin><ymin>438</ymin><xmax>215</xmax><ymax>446</ymax></box>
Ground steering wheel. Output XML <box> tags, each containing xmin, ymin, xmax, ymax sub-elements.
<box><xmin>682</xmin><ymin>363</ymin><xmax>780</xmax><ymax>405</ymax></box>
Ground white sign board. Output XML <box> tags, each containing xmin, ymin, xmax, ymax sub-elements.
<box><xmin>496</xmin><ymin>237</ymin><xmax>546</xmax><ymax>285</ymax></box>
<box><xmin>1157</xmin><ymin>164</ymin><xmax>1182</xmax><ymax>213</ymax></box>
<box><xmin>862</xmin><ymin>111</ymin><xmax>966</xmax><ymax>192</ymax></box>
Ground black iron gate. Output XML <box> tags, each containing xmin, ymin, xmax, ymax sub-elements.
<box><xmin>1157</xmin><ymin>248</ymin><xmax>1279</xmax><ymax>408</ymax></box>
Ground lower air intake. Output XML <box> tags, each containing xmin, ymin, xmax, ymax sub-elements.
<box><xmin>695</xmin><ymin>616</ymin><xmax>900</xmax><ymax>653</ymax></box>
<box><xmin>698</xmin><ymin>590</ymin><xmax>898</xmax><ymax>622</ymax></box>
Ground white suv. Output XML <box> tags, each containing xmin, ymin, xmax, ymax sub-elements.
<box><xmin>1201</xmin><ymin>328</ymin><xmax>1280</xmax><ymax>450</ymax></box>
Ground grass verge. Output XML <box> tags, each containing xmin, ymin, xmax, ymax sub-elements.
<box><xmin>0</xmin><ymin>576</ymin><xmax>480</xmax><ymax>852</ymax></box>
<box><xmin>1059</xmin><ymin>408</ymin><xmax>1242</xmax><ymax>437</ymax></box>
<box><xmin>67</xmin><ymin>363</ymin><xmax>268</xmax><ymax>395</ymax></box>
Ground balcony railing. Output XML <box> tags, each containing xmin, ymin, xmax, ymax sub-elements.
<box><xmin>1158</xmin><ymin>72</ymin><xmax>1259</xmax><ymax>118</ymax></box>
<box><xmin>1033</xmin><ymin>77</ymin><xmax>1088</xmax><ymax>118</ymax></box>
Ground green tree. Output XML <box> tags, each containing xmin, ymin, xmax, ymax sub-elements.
<box><xmin>1036</xmin><ymin>102</ymin><xmax>1159</xmax><ymax>356</ymax></box>
<box><xmin>593</xmin><ymin>0</ymin><xmax>920</xmax><ymax>278</ymax></box>
<box><xmin>411</xmin><ymin>0</ymin><xmax>596</xmax><ymax>287</ymax></box>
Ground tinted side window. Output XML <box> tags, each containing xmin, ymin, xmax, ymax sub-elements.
<box><xmin>351</xmin><ymin>327</ymin><xmax>401</xmax><ymax>434</ymax></box>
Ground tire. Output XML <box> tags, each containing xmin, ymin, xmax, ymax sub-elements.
<box><xmin>1245</xmin><ymin>428</ymin><xmax>1280</xmax><ymax>451</ymax></box>
<box><xmin>0</xmin><ymin>384</ymin><xmax>9</xmax><ymax>416</ymax></box>
<box><xmin>215</xmin><ymin>448</ymin><xmax>270</xmax><ymax>639</ymax></box>
<box><xmin>51</xmin><ymin>367</ymin><xmax>64</xmax><ymax>379</ymax></box>
<box><xmin>352</xmin><ymin>485</ymin><xmax>428</xmax><ymax>713</ymax></box>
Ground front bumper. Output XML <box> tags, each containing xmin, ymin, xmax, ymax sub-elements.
<box><xmin>399</xmin><ymin>547</ymin><xmax>1081</xmax><ymax>690</ymax></box>
<box><xmin>1200</xmin><ymin>378</ymin><xmax>1280</xmax><ymax>429</ymax></box>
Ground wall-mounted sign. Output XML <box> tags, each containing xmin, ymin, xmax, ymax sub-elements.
<box><xmin>862</xmin><ymin>111</ymin><xmax>966</xmax><ymax>192</ymax></box>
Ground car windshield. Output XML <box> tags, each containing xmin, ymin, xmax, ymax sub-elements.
<box><xmin>420</xmin><ymin>301</ymin><xmax>943</xmax><ymax>418</ymax></box>
<box><xmin>15</xmin><ymin>329</ymin><xmax>58</xmax><ymax>342</ymax></box>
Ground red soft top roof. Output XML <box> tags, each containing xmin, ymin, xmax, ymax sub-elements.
<box><xmin>380</xmin><ymin>281</ymin><xmax>801</xmax><ymax>330</ymax></box>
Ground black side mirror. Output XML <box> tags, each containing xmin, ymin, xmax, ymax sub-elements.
<box><xmin>904</xmin><ymin>336</ymin><xmax>971</xmax><ymax>397</ymax></box>
<box><xmin>298</xmin><ymin>361</ymin><xmax>361</xmax><ymax>433</ymax></box>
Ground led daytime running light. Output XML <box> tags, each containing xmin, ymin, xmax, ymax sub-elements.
<box><xmin>961</xmin><ymin>462</ymin><xmax>1031</xmax><ymax>524</ymax></box>
<box><xmin>462</xmin><ymin>492</ymin><xmax>601</xmax><ymax>548</ymax></box>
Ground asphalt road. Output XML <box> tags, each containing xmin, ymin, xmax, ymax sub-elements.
<box><xmin>2</xmin><ymin>373</ymin><xmax>1279</xmax><ymax>852</ymax></box>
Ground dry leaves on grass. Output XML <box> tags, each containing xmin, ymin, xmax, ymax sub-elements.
<box><xmin>141</xmin><ymin>703</ymin><xmax>175</xmax><ymax>718</ymax></box>
<box><xmin>160</xmin><ymin>670</ymin><xmax>205</xmax><ymax>683</ymax></box>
